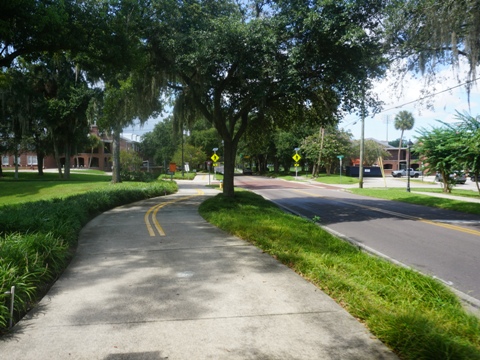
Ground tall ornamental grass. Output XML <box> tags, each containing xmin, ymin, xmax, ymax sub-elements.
<box><xmin>0</xmin><ymin>180</ymin><xmax>177</xmax><ymax>331</ymax></box>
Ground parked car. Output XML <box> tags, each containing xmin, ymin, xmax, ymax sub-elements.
<box><xmin>242</xmin><ymin>168</ymin><xmax>253</xmax><ymax>175</ymax></box>
<box><xmin>391</xmin><ymin>168</ymin><xmax>421</xmax><ymax>178</ymax></box>
<box><xmin>435</xmin><ymin>171</ymin><xmax>467</xmax><ymax>184</ymax></box>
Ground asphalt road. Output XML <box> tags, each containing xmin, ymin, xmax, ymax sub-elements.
<box><xmin>234</xmin><ymin>175</ymin><xmax>480</xmax><ymax>305</ymax></box>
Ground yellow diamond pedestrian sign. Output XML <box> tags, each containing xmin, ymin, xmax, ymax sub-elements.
<box><xmin>292</xmin><ymin>153</ymin><xmax>301</xmax><ymax>162</ymax></box>
<box><xmin>211</xmin><ymin>153</ymin><xmax>219</xmax><ymax>162</ymax></box>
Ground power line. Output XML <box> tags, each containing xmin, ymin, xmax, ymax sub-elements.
<box><xmin>379</xmin><ymin>76</ymin><xmax>480</xmax><ymax>114</ymax></box>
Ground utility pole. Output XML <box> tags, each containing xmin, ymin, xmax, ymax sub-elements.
<box><xmin>314</xmin><ymin>127</ymin><xmax>325</xmax><ymax>177</ymax></box>
<box><xmin>181</xmin><ymin>126</ymin><xmax>184</xmax><ymax>177</ymax></box>
<box><xmin>359</xmin><ymin>89</ymin><xmax>365</xmax><ymax>189</ymax></box>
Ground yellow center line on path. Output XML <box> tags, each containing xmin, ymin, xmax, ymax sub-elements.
<box><xmin>293</xmin><ymin>189</ymin><xmax>480</xmax><ymax>237</ymax></box>
<box><xmin>144</xmin><ymin>189</ymin><xmax>205</xmax><ymax>237</ymax></box>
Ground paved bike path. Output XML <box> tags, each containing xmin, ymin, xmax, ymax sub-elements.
<box><xmin>0</xmin><ymin>176</ymin><xmax>397</xmax><ymax>359</ymax></box>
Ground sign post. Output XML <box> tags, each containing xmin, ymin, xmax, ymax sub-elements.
<box><xmin>211</xmin><ymin>148</ymin><xmax>219</xmax><ymax>180</ymax></box>
<box><xmin>293</xmin><ymin>148</ymin><xmax>301</xmax><ymax>178</ymax></box>
<box><xmin>337</xmin><ymin>155</ymin><xmax>344</xmax><ymax>184</ymax></box>
<box><xmin>207</xmin><ymin>161</ymin><xmax>212</xmax><ymax>185</ymax></box>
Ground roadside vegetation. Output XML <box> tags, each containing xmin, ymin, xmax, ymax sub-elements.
<box><xmin>310</xmin><ymin>174</ymin><xmax>359</xmax><ymax>185</ymax></box>
<box><xmin>159</xmin><ymin>172</ymin><xmax>196</xmax><ymax>181</ymax></box>
<box><xmin>265</xmin><ymin>171</ymin><xmax>359</xmax><ymax>185</ymax></box>
<box><xmin>199</xmin><ymin>191</ymin><xmax>480</xmax><ymax>360</ymax></box>
<box><xmin>0</xmin><ymin>171</ymin><xmax>177</xmax><ymax>332</ymax></box>
<box><xmin>348</xmin><ymin>188</ymin><xmax>480</xmax><ymax>216</ymax></box>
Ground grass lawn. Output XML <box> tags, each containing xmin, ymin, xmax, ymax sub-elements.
<box><xmin>269</xmin><ymin>172</ymin><xmax>359</xmax><ymax>185</ymax></box>
<box><xmin>311</xmin><ymin>174</ymin><xmax>359</xmax><ymax>185</ymax></box>
<box><xmin>199</xmin><ymin>191</ymin><xmax>480</xmax><ymax>360</ymax></box>
<box><xmin>348</xmin><ymin>188</ymin><xmax>480</xmax><ymax>215</ymax></box>
<box><xmin>0</xmin><ymin>170</ymin><xmax>113</xmax><ymax>206</ymax></box>
<box><xmin>413</xmin><ymin>187</ymin><xmax>480</xmax><ymax>199</ymax></box>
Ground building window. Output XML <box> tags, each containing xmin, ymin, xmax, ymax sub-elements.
<box><xmin>2</xmin><ymin>156</ymin><xmax>9</xmax><ymax>166</ymax></box>
<box><xmin>27</xmin><ymin>155</ymin><xmax>38</xmax><ymax>166</ymax></box>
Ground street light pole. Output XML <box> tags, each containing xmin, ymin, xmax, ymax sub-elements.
<box><xmin>181</xmin><ymin>129</ymin><xmax>184</xmax><ymax>177</ymax></box>
<box><xmin>359</xmin><ymin>88</ymin><xmax>365</xmax><ymax>189</ymax></box>
<box><xmin>406</xmin><ymin>140</ymin><xmax>413</xmax><ymax>192</ymax></box>
<box><xmin>337</xmin><ymin>155</ymin><xmax>344</xmax><ymax>184</ymax></box>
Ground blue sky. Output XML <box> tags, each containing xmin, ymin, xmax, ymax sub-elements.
<box><xmin>342</xmin><ymin>63</ymin><xmax>480</xmax><ymax>142</ymax></box>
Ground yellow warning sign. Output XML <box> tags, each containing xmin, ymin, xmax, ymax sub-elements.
<box><xmin>211</xmin><ymin>153</ymin><xmax>220</xmax><ymax>162</ymax></box>
<box><xmin>292</xmin><ymin>153</ymin><xmax>301</xmax><ymax>162</ymax></box>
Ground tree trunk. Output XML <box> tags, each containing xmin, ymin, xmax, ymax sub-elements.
<box><xmin>325</xmin><ymin>161</ymin><xmax>332</xmax><ymax>175</ymax></box>
<box><xmin>440</xmin><ymin>170</ymin><xmax>450</xmax><ymax>193</ymax></box>
<box><xmin>112</xmin><ymin>129</ymin><xmax>122</xmax><ymax>183</ymax></box>
<box><xmin>273</xmin><ymin>158</ymin><xmax>280</xmax><ymax>173</ymax></box>
<box><xmin>37</xmin><ymin>152</ymin><xmax>45</xmax><ymax>176</ymax></box>
<box><xmin>53</xmin><ymin>140</ymin><xmax>63</xmax><ymax>178</ymax></box>
<box><xmin>475</xmin><ymin>172</ymin><xmax>480</xmax><ymax>194</ymax></box>
<box><xmin>257</xmin><ymin>154</ymin><xmax>267</xmax><ymax>173</ymax></box>
<box><xmin>64</xmin><ymin>142</ymin><xmax>71</xmax><ymax>179</ymax></box>
<box><xmin>222</xmin><ymin>138</ymin><xmax>237</xmax><ymax>198</ymax></box>
<box><xmin>14</xmin><ymin>148</ymin><xmax>19</xmax><ymax>180</ymax></box>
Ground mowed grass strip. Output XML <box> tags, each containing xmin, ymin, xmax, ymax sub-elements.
<box><xmin>199</xmin><ymin>191</ymin><xmax>480</xmax><ymax>360</ymax></box>
<box><xmin>348</xmin><ymin>188</ymin><xmax>480</xmax><ymax>215</ymax></box>
<box><xmin>267</xmin><ymin>173</ymin><xmax>359</xmax><ymax>185</ymax></box>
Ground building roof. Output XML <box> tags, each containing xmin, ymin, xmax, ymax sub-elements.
<box><xmin>365</xmin><ymin>138</ymin><xmax>395</xmax><ymax>149</ymax></box>
<box><xmin>120</xmin><ymin>133</ymin><xmax>141</xmax><ymax>143</ymax></box>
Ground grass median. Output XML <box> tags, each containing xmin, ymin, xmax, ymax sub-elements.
<box><xmin>348</xmin><ymin>188</ymin><xmax>480</xmax><ymax>215</ymax></box>
<box><xmin>267</xmin><ymin>172</ymin><xmax>360</xmax><ymax>185</ymax></box>
<box><xmin>0</xmin><ymin>171</ymin><xmax>178</xmax><ymax>332</ymax></box>
<box><xmin>199</xmin><ymin>191</ymin><xmax>480</xmax><ymax>360</ymax></box>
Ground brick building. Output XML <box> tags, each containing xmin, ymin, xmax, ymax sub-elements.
<box><xmin>350</xmin><ymin>138</ymin><xmax>422</xmax><ymax>176</ymax></box>
<box><xmin>1</xmin><ymin>125</ymin><xmax>140</xmax><ymax>171</ymax></box>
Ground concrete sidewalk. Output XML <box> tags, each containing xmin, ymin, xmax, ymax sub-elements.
<box><xmin>0</xmin><ymin>174</ymin><xmax>397</xmax><ymax>359</ymax></box>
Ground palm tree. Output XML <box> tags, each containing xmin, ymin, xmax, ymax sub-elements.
<box><xmin>394</xmin><ymin>110</ymin><xmax>415</xmax><ymax>170</ymax></box>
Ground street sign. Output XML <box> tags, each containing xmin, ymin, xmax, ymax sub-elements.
<box><xmin>292</xmin><ymin>153</ymin><xmax>301</xmax><ymax>162</ymax></box>
<box><xmin>211</xmin><ymin>153</ymin><xmax>220</xmax><ymax>162</ymax></box>
<box><xmin>213</xmin><ymin>163</ymin><xmax>218</xmax><ymax>167</ymax></box>
<box><xmin>294</xmin><ymin>163</ymin><xmax>300</xmax><ymax>167</ymax></box>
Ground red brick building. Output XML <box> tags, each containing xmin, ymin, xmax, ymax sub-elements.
<box><xmin>1</xmin><ymin>125</ymin><xmax>140</xmax><ymax>171</ymax></box>
<box><xmin>350</xmin><ymin>138</ymin><xmax>422</xmax><ymax>176</ymax></box>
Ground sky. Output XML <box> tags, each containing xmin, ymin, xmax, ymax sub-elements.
<box><xmin>341</xmin><ymin>63</ymin><xmax>480</xmax><ymax>142</ymax></box>
<box><xmin>122</xmin><ymin>62</ymin><xmax>480</xmax><ymax>143</ymax></box>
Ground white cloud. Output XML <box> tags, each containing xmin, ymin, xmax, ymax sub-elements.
<box><xmin>343</xmin><ymin>61</ymin><xmax>480</xmax><ymax>141</ymax></box>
